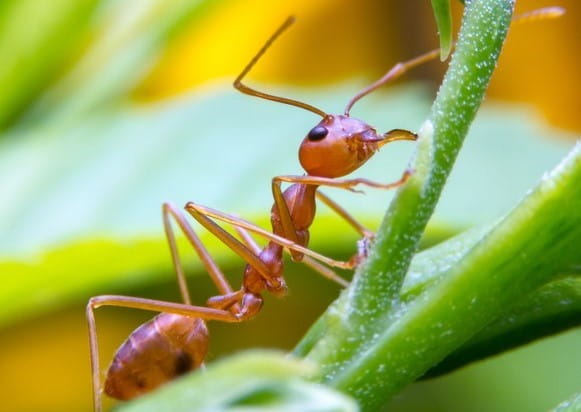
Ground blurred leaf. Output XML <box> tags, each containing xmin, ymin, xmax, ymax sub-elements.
<box><xmin>23</xmin><ymin>0</ymin><xmax>221</xmax><ymax>126</ymax></box>
<box><xmin>0</xmin><ymin>0</ymin><xmax>99</xmax><ymax>129</ymax></box>
<box><xmin>406</xmin><ymin>224</ymin><xmax>581</xmax><ymax>377</ymax></box>
<box><xmin>119</xmin><ymin>350</ymin><xmax>358</xmax><ymax>412</ymax></box>
<box><xmin>423</xmin><ymin>275</ymin><xmax>581</xmax><ymax>377</ymax></box>
<box><xmin>431</xmin><ymin>0</ymin><xmax>453</xmax><ymax>60</ymax></box>
<box><xmin>0</xmin><ymin>85</ymin><xmax>573</xmax><ymax>328</ymax></box>
<box><xmin>552</xmin><ymin>392</ymin><xmax>581</xmax><ymax>412</ymax></box>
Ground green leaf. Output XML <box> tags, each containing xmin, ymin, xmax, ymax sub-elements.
<box><xmin>0</xmin><ymin>84</ymin><xmax>573</xmax><ymax>329</ymax></box>
<box><xmin>0</xmin><ymin>0</ymin><xmax>99</xmax><ymax>129</ymax></box>
<box><xmin>431</xmin><ymin>0</ymin><xmax>454</xmax><ymax>60</ymax></box>
<box><xmin>552</xmin><ymin>392</ymin><xmax>581</xmax><ymax>412</ymax></box>
<box><xmin>119</xmin><ymin>350</ymin><xmax>358</xmax><ymax>412</ymax></box>
<box><xmin>405</xmin><ymin>225</ymin><xmax>581</xmax><ymax>373</ymax></box>
<box><xmin>23</xmin><ymin>0</ymin><xmax>222</xmax><ymax>126</ymax></box>
<box><xmin>423</xmin><ymin>275</ymin><xmax>581</xmax><ymax>377</ymax></box>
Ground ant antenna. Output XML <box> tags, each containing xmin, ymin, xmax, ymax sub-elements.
<box><xmin>343</xmin><ymin>6</ymin><xmax>565</xmax><ymax>116</ymax></box>
<box><xmin>343</xmin><ymin>48</ymin><xmax>440</xmax><ymax>116</ymax></box>
<box><xmin>234</xmin><ymin>16</ymin><xmax>327</xmax><ymax>118</ymax></box>
<box><xmin>512</xmin><ymin>6</ymin><xmax>565</xmax><ymax>25</ymax></box>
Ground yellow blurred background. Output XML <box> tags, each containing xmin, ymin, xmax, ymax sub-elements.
<box><xmin>0</xmin><ymin>1</ymin><xmax>578</xmax><ymax>411</ymax></box>
<box><xmin>137</xmin><ymin>0</ymin><xmax>580</xmax><ymax>132</ymax></box>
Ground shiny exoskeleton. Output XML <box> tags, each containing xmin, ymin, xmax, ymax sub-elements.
<box><xmin>104</xmin><ymin>314</ymin><xmax>208</xmax><ymax>400</ymax></box>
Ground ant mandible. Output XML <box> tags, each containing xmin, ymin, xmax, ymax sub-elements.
<box><xmin>85</xmin><ymin>11</ymin><xmax>527</xmax><ymax>410</ymax></box>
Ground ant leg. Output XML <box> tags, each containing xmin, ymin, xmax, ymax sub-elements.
<box><xmin>163</xmin><ymin>203</ymin><xmax>235</xmax><ymax>304</ymax></box>
<box><xmin>271</xmin><ymin>179</ymin><xmax>302</xmax><ymax>261</ymax></box>
<box><xmin>86</xmin><ymin>295</ymin><xmax>239</xmax><ymax>412</ymax></box>
<box><xmin>272</xmin><ymin>171</ymin><xmax>411</xmax><ymax>265</ymax></box>
<box><xmin>184</xmin><ymin>203</ymin><xmax>281</xmax><ymax>280</ymax></box>
<box><xmin>273</xmin><ymin>170</ymin><xmax>412</xmax><ymax>194</ymax></box>
<box><xmin>316</xmin><ymin>191</ymin><xmax>383</xmax><ymax>269</ymax></box>
<box><xmin>233</xmin><ymin>226</ymin><xmax>261</xmax><ymax>255</ymax></box>
<box><xmin>300</xmin><ymin>255</ymin><xmax>349</xmax><ymax>287</ymax></box>
<box><xmin>185</xmin><ymin>202</ymin><xmax>357</xmax><ymax>270</ymax></box>
<box><xmin>270</xmin><ymin>171</ymin><xmax>408</xmax><ymax>262</ymax></box>
<box><xmin>235</xmin><ymin>225</ymin><xmax>348</xmax><ymax>287</ymax></box>
<box><xmin>185</xmin><ymin>170</ymin><xmax>410</xmax><ymax>271</ymax></box>
<box><xmin>315</xmin><ymin>191</ymin><xmax>373</xmax><ymax>238</ymax></box>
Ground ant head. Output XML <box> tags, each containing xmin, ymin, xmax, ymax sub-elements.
<box><xmin>299</xmin><ymin>115</ymin><xmax>382</xmax><ymax>178</ymax></box>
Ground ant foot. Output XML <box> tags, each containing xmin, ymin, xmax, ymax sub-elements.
<box><xmin>357</xmin><ymin>233</ymin><xmax>375</xmax><ymax>261</ymax></box>
<box><xmin>347</xmin><ymin>233</ymin><xmax>376</xmax><ymax>267</ymax></box>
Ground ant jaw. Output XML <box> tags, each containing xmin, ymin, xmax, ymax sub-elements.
<box><xmin>378</xmin><ymin>129</ymin><xmax>418</xmax><ymax>148</ymax></box>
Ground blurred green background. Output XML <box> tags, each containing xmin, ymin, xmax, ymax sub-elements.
<box><xmin>0</xmin><ymin>0</ymin><xmax>578</xmax><ymax>411</ymax></box>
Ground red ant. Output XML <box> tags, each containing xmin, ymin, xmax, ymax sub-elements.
<box><xmin>86</xmin><ymin>8</ymin><xmax>564</xmax><ymax>411</ymax></box>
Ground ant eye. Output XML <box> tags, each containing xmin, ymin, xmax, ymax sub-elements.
<box><xmin>307</xmin><ymin>126</ymin><xmax>328</xmax><ymax>141</ymax></box>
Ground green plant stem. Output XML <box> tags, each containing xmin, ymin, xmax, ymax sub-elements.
<box><xmin>431</xmin><ymin>0</ymin><xmax>453</xmax><ymax>60</ymax></box>
<box><xmin>298</xmin><ymin>0</ymin><xmax>515</xmax><ymax>394</ymax></box>
<box><xmin>335</xmin><ymin>141</ymin><xmax>580</xmax><ymax>410</ymax></box>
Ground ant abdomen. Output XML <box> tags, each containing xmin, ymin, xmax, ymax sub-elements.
<box><xmin>104</xmin><ymin>313</ymin><xmax>208</xmax><ymax>400</ymax></box>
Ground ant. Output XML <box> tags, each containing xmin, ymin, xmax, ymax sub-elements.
<box><xmin>86</xmin><ymin>8</ymin><xmax>564</xmax><ymax>411</ymax></box>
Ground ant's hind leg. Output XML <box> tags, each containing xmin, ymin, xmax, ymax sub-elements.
<box><xmin>86</xmin><ymin>295</ymin><xmax>239</xmax><ymax>412</ymax></box>
<box><xmin>163</xmin><ymin>203</ymin><xmax>235</xmax><ymax>302</ymax></box>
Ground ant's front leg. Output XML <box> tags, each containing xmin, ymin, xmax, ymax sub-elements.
<box><xmin>272</xmin><ymin>170</ymin><xmax>412</xmax><ymax>265</ymax></box>
<box><xmin>270</xmin><ymin>170</ymin><xmax>412</xmax><ymax>262</ymax></box>
<box><xmin>273</xmin><ymin>168</ymin><xmax>413</xmax><ymax>195</ymax></box>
